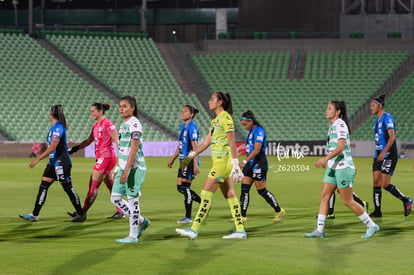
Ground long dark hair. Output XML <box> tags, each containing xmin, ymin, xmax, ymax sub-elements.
<box><xmin>120</xmin><ymin>95</ymin><xmax>139</xmax><ymax>118</ymax></box>
<box><xmin>373</xmin><ymin>94</ymin><xmax>386</xmax><ymax>107</ymax></box>
<box><xmin>215</xmin><ymin>91</ymin><xmax>233</xmax><ymax>115</ymax></box>
<box><xmin>92</xmin><ymin>102</ymin><xmax>110</xmax><ymax>114</ymax></box>
<box><xmin>331</xmin><ymin>100</ymin><xmax>351</xmax><ymax>134</ymax></box>
<box><xmin>183</xmin><ymin>105</ymin><xmax>199</xmax><ymax>119</ymax></box>
<box><xmin>240</xmin><ymin>110</ymin><xmax>262</xmax><ymax>128</ymax></box>
<box><xmin>50</xmin><ymin>104</ymin><xmax>68</xmax><ymax>129</ymax></box>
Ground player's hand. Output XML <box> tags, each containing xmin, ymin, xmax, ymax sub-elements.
<box><xmin>69</xmin><ymin>145</ymin><xmax>79</xmax><ymax>155</ymax></box>
<box><xmin>167</xmin><ymin>159</ymin><xmax>174</xmax><ymax>168</ymax></box>
<box><xmin>120</xmin><ymin>170</ymin><xmax>128</xmax><ymax>184</ymax></box>
<box><xmin>377</xmin><ymin>152</ymin><xmax>385</xmax><ymax>161</ymax></box>
<box><xmin>180</xmin><ymin>151</ymin><xmax>197</xmax><ymax>169</ymax></box>
<box><xmin>194</xmin><ymin>166</ymin><xmax>200</xmax><ymax>175</ymax></box>
<box><xmin>29</xmin><ymin>159</ymin><xmax>39</xmax><ymax>169</ymax></box>
<box><xmin>239</xmin><ymin>160</ymin><xmax>246</xmax><ymax>169</ymax></box>
<box><xmin>315</xmin><ymin>158</ymin><xmax>327</xmax><ymax>168</ymax></box>
<box><xmin>231</xmin><ymin>159</ymin><xmax>243</xmax><ymax>182</ymax></box>
<box><xmin>111</xmin><ymin>166</ymin><xmax>120</xmax><ymax>179</ymax></box>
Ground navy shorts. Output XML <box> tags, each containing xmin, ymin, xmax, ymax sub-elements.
<box><xmin>42</xmin><ymin>163</ymin><xmax>72</xmax><ymax>183</ymax></box>
<box><xmin>242</xmin><ymin>164</ymin><xmax>267</xmax><ymax>182</ymax></box>
<box><xmin>373</xmin><ymin>156</ymin><xmax>398</xmax><ymax>176</ymax></box>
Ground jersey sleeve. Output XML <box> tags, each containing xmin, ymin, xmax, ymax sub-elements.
<box><xmin>384</xmin><ymin>114</ymin><xmax>395</xmax><ymax>130</ymax></box>
<box><xmin>336</xmin><ymin>121</ymin><xmax>348</xmax><ymax>140</ymax></box>
<box><xmin>106</xmin><ymin>120</ymin><xmax>117</xmax><ymax>133</ymax></box>
<box><xmin>130</xmin><ymin>119</ymin><xmax>142</xmax><ymax>140</ymax></box>
<box><xmin>254</xmin><ymin>127</ymin><xmax>265</xmax><ymax>143</ymax></box>
<box><xmin>222</xmin><ymin>113</ymin><xmax>234</xmax><ymax>133</ymax></box>
<box><xmin>51</xmin><ymin>124</ymin><xmax>64</xmax><ymax>142</ymax></box>
<box><xmin>189</xmin><ymin>123</ymin><xmax>199</xmax><ymax>141</ymax></box>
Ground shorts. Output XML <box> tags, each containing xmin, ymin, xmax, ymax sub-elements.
<box><xmin>112</xmin><ymin>167</ymin><xmax>146</xmax><ymax>197</ymax></box>
<box><xmin>373</xmin><ymin>156</ymin><xmax>397</xmax><ymax>176</ymax></box>
<box><xmin>43</xmin><ymin>163</ymin><xmax>71</xmax><ymax>183</ymax></box>
<box><xmin>207</xmin><ymin>155</ymin><xmax>232</xmax><ymax>183</ymax></box>
<box><xmin>323</xmin><ymin>167</ymin><xmax>355</xmax><ymax>189</ymax></box>
<box><xmin>177</xmin><ymin>159</ymin><xmax>195</xmax><ymax>180</ymax></box>
<box><xmin>94</xmin><ymin>156</ymin><xmax>117</xmax><ymax>175</ymax></box>
<box><xmin>242</xmin><ymin>164</ymin><xmax>267</xmax><ymax>182</ymax></box>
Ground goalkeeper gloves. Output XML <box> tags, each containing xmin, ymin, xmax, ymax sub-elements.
<box><xmin>180</xmin><ymin>151</ymin><xmax>197</xmax><ymax>170</ymax></box>
<box><xmin>231</xmin><ymin>158</ymin><xmax>243</xmax><ymax>182</ymax></box>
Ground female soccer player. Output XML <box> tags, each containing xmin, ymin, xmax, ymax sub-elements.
<box><xmin>19</xmin><ymin>105</ymin><xmax>85</xmax><ymax>222</ymax></box>
<box><xmin>110</xmin><ymin>96</ymin><xmax>150</xmax><ymax>243</ymax></box>
<box><xmin>238</xmin><ymin>110</ymin><xmax>285</xmax><ymax>222</ymax></box>
<box><xmin>67</xmin><ymin>102</ymin><xmax>123</xmax><ymax>220</ymax></box>
<box><xmin>176</xmin><ymin>91</ymin><xmax>246</xmax><ymax>239</ymax></box>
<box><xmin>369</xmin><ymin>95</ymin><xmax>412</xmax><ymax>217</ymax></box>
<box><xmin>305</xmin><ymin>101</ymin><xmax>379</xmax><ymax>238</ymax></box>
<box><xmin>167</xmin><ymin>105</ymin><xmax>201</xmax><ymax>224</ymax></box>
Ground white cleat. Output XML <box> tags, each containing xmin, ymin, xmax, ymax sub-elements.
<box><xmin>222</xmin><ymin>230</ymin><xmax>247</xmax><ymax>239</ymax></box>
<box><xmin>176</xmin><ymin>228</ymin><xmax>198</xmax><ymax>240</ymax></box>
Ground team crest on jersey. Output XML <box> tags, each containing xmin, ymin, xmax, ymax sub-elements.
<box><xmin>99</xmin><ymin>126</ymin><xmax>103</xmax><ymax>132</ymax></box>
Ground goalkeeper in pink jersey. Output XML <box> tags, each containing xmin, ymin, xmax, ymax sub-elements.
<box><xmin>68</xmin><ymin>102</ymin><xmax>124</xmax><ymax>221</ymax></box>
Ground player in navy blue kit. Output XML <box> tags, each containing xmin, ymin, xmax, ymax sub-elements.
<box><xmin>167</xmin><ymin>105</ymin><xmax>201</xmax><ymax>223</ymax></box>
<box><xmin>19</xmin><ymin>105</ymin><xmax>85</xmax><ymax>222</ymax></box>
<box><xmin>369</xmin><ymin>95</ymin><xmax>412</xmax><ymax>217</ymax></box>
<box><xmin>238</xmin><ymin>110</ymin><xmax>285</xmax><ymax>222</ymax></box>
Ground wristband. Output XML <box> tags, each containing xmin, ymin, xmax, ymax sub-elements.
<box><xmin>243</xmin><ymin>160</ymin><xmax>247</xmax><ymax>164</ymax></box>
<box><xmin>231</xmin><ymin>158</ymin><xmax>239</xmax><ymax>166</ymax></box>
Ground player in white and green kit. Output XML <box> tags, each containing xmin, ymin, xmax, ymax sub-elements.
<box><xmin>305</xmin><ymin>101</ymin><xmax>379</xmax><ymax>238</ymax></box>
<box><xmin>111</xmin><ymin>96</ymin><xmax>150</xmax><ymax>244</ymax></box>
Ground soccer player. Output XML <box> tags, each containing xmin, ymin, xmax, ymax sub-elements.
<box><xmin>167</xmin><ymin>105</ymin><xmax>201</xmax><ymax>224</ymax></box>
<box><xmin>176</xmin><ymin>91</ymin><xmax>246</xmax><ymax>240</ymax></box>
<box><xmin>238</xmin><ymin>110</ymin><xmax>285</xmax><ymax>222</ymax></box>
<box><xmin>369</xmin><ymin>95</ymin><xmax>412</xmax><ymax>217</ymax></box>
<box><xmin>19</xmin><ymin>105</ymin><xmax>85</xmax><ymax>222</ymax></box>
<box><xmin>67</xmin><ymin>102</ymin><xmax>124</xmax><ymax>220</ymax></box>
<box><xmin>110</xmin><ymin>96</ymin><xmax>150</xmax><ymax>243</ymax></box>
<box><xmin>305</xmin><ymin>101</ymin><xmax>379</xmax><ymax>238</ymax></box>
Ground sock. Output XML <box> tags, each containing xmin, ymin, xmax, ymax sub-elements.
<box><xmin>352</xmin><ymin>192</ymin><xmax>364</xmax><ymax>207</ymax></box>
<box><xmin>104</xmin><ymin>177</ymin><xmax>123</xmax><ymax>214</ymax></box>
<box><xmin>190</xmin><ymin>189</ymin><xmax>201</xmax><ymax>203</ymax></box>
<box><xmin>258</xmin><ymin>188</ymin><xmax>281</xmax><ymax>212</ymax></box>
<box><xmin>32</xmin><ymin>181</ymin><xmax>52</xmax><ymax>216</ymax></box>
<box><xmin>111</xmin><ymin>193</ymin><xmax>131</xmax><ymax>216</ymax></box>
<box><xmin>127</xmin><ymin>196</ymin><xmax>144</xmax><ymax>239</ymax></box>
<box><xmin>240</xmin><ymin>184</ymin><xmax>252</xmax><ymax>217</ymax></box>
<box><xmin>373</xmin><ymin>186</ymin><xmax>382</xmax><ymax>213</ymax></box>
<box><xmin>317</xmin><ymin>214</ymin><xmax>326</xmax><ymax>233</ymax></box>
<box><xmin>228</xmin><ymin>196</ymin><xmax>244</xmax><ymax>232</ymax></box>
<box><xmin>191</xmin><ymin>190</ymin><xmax>213</xmax><ymax>232</ymax></box>
<box><xmin>385</xmin><ymin>184</ymin><xmax>407</xmax><ymax>202</ymax></box>
<box><xmin>328</xmin><ymin>192</ymin><xmax>335</xmax><ymax>215</ymax></box>
<box><xmin>358</xmin><ymin>212</ymin><xmax>376</xmax><ymax>229</ymax></box>
<box><xmin>82</xmin><ymin>179</ymin><xmax>101</xmax><ymax>213</ymax></box>
<box><xmin>62</xmin><ymin>181</ymin><xmax>83</xmax><ymax>215</ymax></box>
<box><xmin>177</xmin><ymin>185</ymin><xmax>192</xmax><ymax>218</ymax></box>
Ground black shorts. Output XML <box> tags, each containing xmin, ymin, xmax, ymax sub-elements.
<box><xmin>242</xmin><ymin>164</ymin><xmax>267</xmax><ymax>182</ymax></box>
<box><xmin>177</xmin><ymin>160</ymin><xmax>195</xmax><ymax>180</ymax></box>
<box><xmin>372</xmin><ymin>156</ymin><xmax>398</xmax><ymax>176</ymax></box>
<box><xmin>42</xmin><ymin>164</ymin><xmax>72</xmax><ymax>183</ymax></box>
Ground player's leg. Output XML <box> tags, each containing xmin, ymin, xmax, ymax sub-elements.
<box><xmin>254</xmin><ymin>179</ymin><xmax>285</xmax><ymax>221</ymax></box>
<box><xmin>371</xmin><ymin>160</ymin><xmax>383</xmax><ymax>217</ymax></box>
<box><xmin>110</xmin><ymin>170</ymin><xmax>130</xmax><ymax>216</ymax></box>
<box><xmin>101</xmin><ymin>156</ymin><xmax>124</xmax><ymax>218</ymax></box>
<box><xmin>19</xmin><ymin>168</ymin><xmax>55</xmax><ymax>222</ymax></box>
<box><xmin>381</xmin><ymin>158</ymin><xmax>412</xmax><ymax>216</ymax></box>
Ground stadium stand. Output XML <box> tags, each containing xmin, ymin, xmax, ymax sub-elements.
<box><xmin>45</xmin><ymin>31</ymin><xmax>211</xmax><ymax>138</ymax></box>
<box><xmin>352</xmin><ymin>71</ymin><xmax>414</xmax><ymax>141</ymax></box>
<box><xmin>192</xmin><ymin>50</ymin><xmax>410</xmax><ymax>140</ymax></box>
<box><xmin>0</xmin><ymin>32</ymin><xmax>167</xmax><ymax>142</ymax></box>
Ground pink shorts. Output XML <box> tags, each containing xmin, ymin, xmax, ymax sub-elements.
<box><xmin>94</xmin><ymin>155</ymin><xmax>117</xmax><ymax>175</ymax></box>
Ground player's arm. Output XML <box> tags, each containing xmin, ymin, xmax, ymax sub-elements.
<box><xmin>110</xmin><ymin>129</ymin><xmax>119</xmax><ymax>148</ymax></box>
<box><xmin>179</xmin><ymin>132</ymin><xmax>210</xmax><ymax>169</ymax></box>
<box><xmin>29</xmin><ymin>139</ymin><xmax>59</xmax><ymax>169</ymax></box>
<box><xmin>241</xmin><ymin>142</ymin><xmax>262</xmax><ymax>168</ymax></box>
<box><xmin>120</xmin><ymin>138</ymin><xmax>140</xmax><ymax>184</ymax></box>
<box><xmin>167</xmin><ymin>146</ymin><xmax>180</xmax><ymax>168</ymax></box>
<box><xmin>226</xmin><ymin>130</ymin><xmax>238</xmax><ymax>160</ymax></box>
<box><xmin>378</xmin><ymin>128</ymin><xmax>395</xmax><ymax>161</ymax></box>
<box><xmin>69</xmin><ymin>130</ymin><xmax>94</xmax><ymax>154</ymax></box>
<box><xmin>315</xmin><ymin>138</ymin><xmax>345</xmax><ymax>168</ymax></box>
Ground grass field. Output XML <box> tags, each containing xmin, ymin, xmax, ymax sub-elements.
<box><xmin>1</xmin><ymin>156</ymin><xmax>413</xmax><ymax>274</ymax></box>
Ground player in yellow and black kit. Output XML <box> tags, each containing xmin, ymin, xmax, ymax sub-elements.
<box><xmin>176</xmin><ymin>92</ymin><xmax>246</xmax><ymax>239</ymax></box>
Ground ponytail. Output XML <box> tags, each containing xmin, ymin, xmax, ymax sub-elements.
<box><xmin>50</xmin><ymin>104</ymin><xmax>68</xmax><ymax>129</ymax></box>
<box><xmin>331</xmin><ymin>100</ymin><xmax>350</xmax><ymax>135</ymax></box>
<box><xmin>215</xmin><ymin>91</ymin><xmax>233</xmax><ymax>115</ymax></box>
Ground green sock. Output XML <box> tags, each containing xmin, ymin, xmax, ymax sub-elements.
<box><xmin>191</xmin><ymin>190</ymin><xmax>213</xmax><ymax>232</ymax></box>
<box><xmin>228</xmin><ymin>196</ymin><xmax>244</xmax><ymax>232</ymax></box>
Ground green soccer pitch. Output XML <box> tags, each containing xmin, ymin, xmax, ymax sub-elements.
<box><xmin>1</xmin><ymin>156</ymin><xmax>413</xmax><ymax>274</ymax></box>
